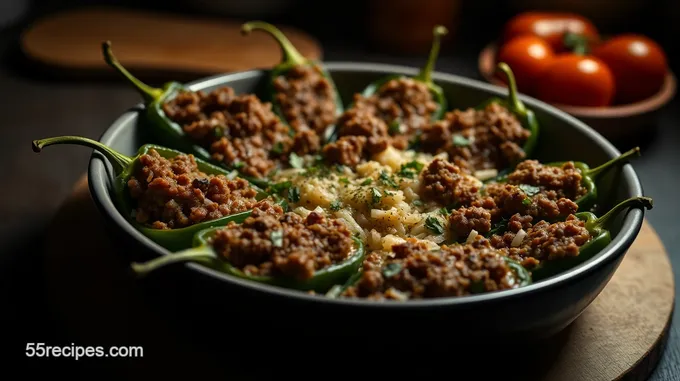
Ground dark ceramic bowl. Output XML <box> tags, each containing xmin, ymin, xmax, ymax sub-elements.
<box><xmin>87</xmin><ymin>63</ymin><xmax>645</xmax><ymax>344</ymax></box>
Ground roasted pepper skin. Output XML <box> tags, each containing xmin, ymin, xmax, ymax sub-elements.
<box><xmin>31</xmin><ymin>136</ymin><xmax>277</xmax><ymax>251</ymax></box>
<box><xmin>530</xmin><ymin>196</ymin><xmax>653</xmax><ymax>281</ymax></box>
<box><xmin>131</xmin><ymin>227</ymin><xmax>366</xmax><ymax>293</ymax></box>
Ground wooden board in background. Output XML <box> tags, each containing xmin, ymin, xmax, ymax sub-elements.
<box><xmin>43</xmin><ymin>175</ymin><xmax>674</xmax><ymax>380</ymax></box>
<box><xmin>20</xmin><ymin>7</ymin><xmax>323</xmax><ymax>80</ymax></box>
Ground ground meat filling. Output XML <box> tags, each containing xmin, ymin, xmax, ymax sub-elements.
<box><xmin>209</xmin><ymin>210</ymin><xmax>354</xmax><ymax>281</ymax></box>
<box><xmin>351</xmin><ymin>78</ymin><xmax>438</xmax><ymax>149</ymax></box>
<box><xmin>323</xmin><ymin>108</ymin><xmax>390</xmax><ymax>165</ymax></box>
<box><xmin>419</xmin><ymin>158</ymin><xmax>482</xmax><ymax>207</ymax></box>
<box><xmin>484</xmin><ymin>183</ymin><xmax>579</xmax><ymax>220</ymax></box>
<box><xmin>506</xmin><ymin>160</ymin><xmax>588</xmax><ymax>200</ymax></box>
<box><xmin>162</xmin><ymin>87</ymin><xmax>319</xmax><ymax>178</ymax></box>
<box><xmin>342</xmin><ymin>237</ymin><xmax>522</xmax><ymax>300</ymax></box>
<box><xmin>449</xmin><ymin>206</ymin><xmax>492</xmax><ymax>239</ymax></box>
<box><xmin>273</xmin><ymin>65</ymin><xmax>337</xmax><ymax>136</ymax></box>
<box><xmin>419</xmin><ymin>103</ymin><xmax>531</xmax><ymax>172</ymax></box>
<box><xmin>490</xmin><ymin>214</ymin><xmax>591</xmax><ymax>268</ymax></box>
<box><xmin>126</xmin><ymin>149</ymin><xmax>264</xmax><ymax>229</ymax></box>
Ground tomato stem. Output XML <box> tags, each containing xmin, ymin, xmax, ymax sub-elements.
<box><xmin>563</xmin><ymin>32</ymin><xmax>590</xmax><ymax>56</ymax></box>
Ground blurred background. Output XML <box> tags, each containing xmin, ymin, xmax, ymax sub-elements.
<box><xmin>1</xmin><ymin>0</ymin><xmax>679</xmax><ymax>378</ymax></box>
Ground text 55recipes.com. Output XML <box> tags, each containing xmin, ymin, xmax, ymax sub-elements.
<box><xmin>25</xmin><ymin>343</ymin><xmax>143</xmax><ymax>360</ymax></box>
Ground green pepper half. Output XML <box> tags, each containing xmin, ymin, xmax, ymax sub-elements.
<box><xmin>130</xmin><ymin>228</ymin><xmax>366</xmax><ymax>293</ymax></box>
<box><xmin>530</xmin><ymin>196</ymin><xmax>653</xmax><ymax>281</ymax></box>
<box><xmin>355</xmin><ymin>25</ymin><xmax>449</xmax><ymax>122</ymax></box>
<box><xmin>101</xmin><ymin>42</ymin><xmax>269</xmax><ymax>189</ymax></box>
<box><xmin>240</xmin><ymin>21</ymin><xmax>344</xmax><ymax>144</ymax></box>
<box><xmin>489</xmin><ymin>147</ymin><xmax>642</xmax><ymax>212</ymax></box>
<box><xmin>31</xmin><ymin>135</ymin><xmax>280</xmax><ymax>251</ymax></box>
<box><xmin>477</xmin><ymin>62</ymin><xmax>540</xmax><ymax>169</ymax></box>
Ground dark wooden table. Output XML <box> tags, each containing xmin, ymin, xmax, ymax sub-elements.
<box><xmin>1</xmin><ymin>10</ymin><xmax>679</xmax><ymax>379</ymax></box>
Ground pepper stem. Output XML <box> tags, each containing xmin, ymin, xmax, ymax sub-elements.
<box><xmin>32</xmin><ymin>136</ymin><xmax>133</xmax><ymax>174</ymax></box>
<box><xmin>130</xmin><ymin>247</ymin><xmax>217</xmax><ymax>278</ymax></box>
<box><xmin>415</xmin><ymin>25</ymin><xmax>448</xmax><ymax>84</ymax></box>
<box><xmin>496</xmin><ymin>62</ymin><xmax>527</xmax><ymax>114</ymax></box>
<box><xmin>586</xmin><ymin>147</ymin><xmax>641</xmax><ymax>179</ymax></box>
<box><xmin>592</xmin><ymin>196</ymin><xmax>653</xmax><ymax>229</ymax></box>
<box><xmin>241</xmin><ymin>21</ymin><xmax>306</xmax><ymax>67</ymax></box>
<box><xmin>101</xmin><ymin>41</ymin><xmax>164</xmax><ymax>103</ymax></box>
<box><xmin>563</xmin><ymin>32</ymin><xmax>590</xmax><ymax>56</ymax></box>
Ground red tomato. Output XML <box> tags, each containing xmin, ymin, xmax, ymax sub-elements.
<box><xmin>592</xmin><ymin>34</ymin><xmax>668</xmax><ymax>104</ymax></box>
<box><xmin>497</xmin><ymin>35</ymin><xmax>555</xmax><ymax>96</ymax></box>
<box><xmin>535</xmin><ymin>55</ymin><xmax>615</xmax><ymax>107</ymax></box>
<box><xmin>502</xmin><ymin>12</ymin><xmax>599</xmax><ymax>52</ymax></box>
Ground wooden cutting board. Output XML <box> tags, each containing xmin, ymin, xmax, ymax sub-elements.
<box><xmin>43</xmin><ymin>175</ymin><xmax>674</xmax><ymax>380</ymax></box>
<box><xmin>20</xmin><ymin>6</ymin><xmax>323</xmax><ymax>80</ymax></box>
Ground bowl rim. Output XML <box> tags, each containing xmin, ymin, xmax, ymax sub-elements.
<box><xmin>478</xmin><ymin>42</ymin><xmax>677</xmax><ymax>118</ymax></box>
<box><xmin>88</xmin><ymin>61</ymin><xmax>645</xmax><ymax>308</ymax></box>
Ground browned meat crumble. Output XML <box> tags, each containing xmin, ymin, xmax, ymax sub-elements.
<box><xmin>342</xmin><ymin>237</ymin><xmax>523</xmax><ymax>300</ymax></box>
<box><xmin>506</xmin><ymin>160</ymin><xmax>588</xmax><ymax>200</ymax></box>
<box><xmin>419</xmin><ymin>158</ymin><xmax>482</xmax><ymax>207</ymax></box>
<box><xmin>419</xmin><ymin>102</ymin><xmax>531</xmax><ymax>172</ymax></box>
<box><xmin>209</xmin><ymin>209</ymin><xmax>354</xmax><ymax>281</ymax></box>
<box><xmin>126</xmin><ymin>149</ymin><xmax>266</xmax><ymax>229</ymax></box>
<box><xmin>162</xmin><ymin>87</ymin><xmax>320</xmax><ymax>178</ymax></box>
<box><xmin>273</xmin><ymin>64</ymin><xmax>338</xmax><ymax>136</ymax></box>
<box><xmin>490</xmin><ymin>214</ymin><xmax>591</xmax><ymax>268</ymax></box>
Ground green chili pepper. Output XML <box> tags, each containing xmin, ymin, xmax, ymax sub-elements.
<box><xmin>240</xmin><ymin>21</ymin><xmax>344</xmax><ymax>143</ymax></box>
<box><xmin>130</xmin><ymin>228</ymin><xmax>365</xmax><ymax>293</ymax></box>
<box><xmin>490</xmin><ymin>147</ymin><xmax>642</xmax><ymax>212</ymax></box>
<box><xmin>31</xmin><ymin>135</ymin><xmax>279</xmax><ymax>251</ymax></box>
<box><xmin>101</xmin><ymin>42</ymin><xmax>269</xmax><ymax>189</ymax></box>
<box><xmin>477</xmin><ymin>62</ymin><xmax>540</xmax><ymax>168</ymax></box>
<box><xmin>354</xmin><ymin>25</ymin><xmax>449</xmax><ymax>122</ymax></box>
<box><xmin>530</xmin><ymin>196</ymin><xmax>653</xmax><ymax>281</ymax></box>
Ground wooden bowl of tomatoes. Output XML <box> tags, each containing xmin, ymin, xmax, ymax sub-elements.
<box><xmin>478</xmin><ymin>11</ymin><xmax>676</xmax><ymax>142</ymax></box>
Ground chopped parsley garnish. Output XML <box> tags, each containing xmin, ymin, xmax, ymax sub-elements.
<box><xmin>398</xmin><ymin>161</ymin><xmax>425</xmax><ymax>179</ymax></box>
<box><xmin>339</xmin><ymin>177</ymin><xmax>350</xmax><ymax>184</ymax></box>
<box><xmin>413</xmin><ymin>199</ymin><xmax>423</xmax><ymax>207</ymax></box>
<box><xmin>370</xmin><ymin>188</ymin><xmax>382</xmax><ymax>204</ymax></box>
<box><xmin>487</xmin><ymin>217</ymin><xmax>509</xmax><ymax>237</ymax></box>
<box><xmin>289</xmin><ymin>153</ymin><xmax>304</xmax><ymax>169</ymax></box>
<box><xmin>382</xmin><ymin>263</ymin><xmax>402</xmax><ymax>278</ymax></box>
<box><xmin>425</xmin><ymin>216</ymin><xmax>445</xmax><ymax>235</ymax></box>
<box><xmin>361</xmin><ymin>178</ymin><xmax>373</xmax><ymax>186</ymax></box>
<box><xmin>214</xmin><ymin>128</ymin><xmax>224</xmax><ymax>138</ymax></box>
<box><xmin>270</xmin><ymin>230</ymin><xmax>283</xmax><ymax>247</ymax></box>
<box><xmin>452</xmin><ymin>134</ymin><xmax>471</xmax><ymax>147</ymax></box>
<box><xmin>388</xmin><ymin>119</ymin><xmax>402</xmax><ymax>135</ymax></box>
<box><xmin>330</xmin><ymin>200</ymin><xmax>342</xmax><ymax>211</ymax></box>
<box><xmin>519</xmin><ymin>184</ymin><xmax>541</xmax><ymax>197</ymax></box>
<box><xmin>232</xmin><ymin>161</ymin><xmax>245</xmax><ymax>169</ymax></box>
<box><xmin>269</xmin><ymin>181</ymin><xmax>292</xmax><ymax>194</ymax></box>
<box><xmin>271</xmin><ymin>142</ymin><xmax>285</xmax><ymax>155</ymax></box>
<box><xmin>288</xmin><ymin>186</ymin><xmax>300</xmax><ymax>203</ymax></box>
<box><xmin>334</xmin><ymin>164</ymin><xmax>346</xmax><ymax>173</ymax></box>
<box><xmin>379</xmin><ymin>171</ymin><xmax>398</xmax><ymax>188</ymax></box>
<box><xmin>522</xmin><ymin>197</ymin><xmax>532</xmax><ymax>206</ymax></box>
<box><xmin>439</xmin><ymin>207</ymin><xmax>450</xmax><ymax>216</ymax></box>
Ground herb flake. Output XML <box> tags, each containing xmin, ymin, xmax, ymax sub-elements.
<box><xmin>452</xmin><ymin>134</ymin><xmax>471</xmax><ymax>147</ymax></box>
<box><xmin>330</xmin><ymin>200</ymin><xmax>342</xmax><ymax>211</ymax></box>
<box><xmin>370</xmin><ymin>188</ymin><xmax>382</xmax><ymax>204</ymax></box>
<box><xmin>289</xmin><ymin>153</ymin><xmax>304</xmax><ymax>169</ymax></box>
<box><xmin>379</xmin><ymin>171</ymin><xmax>398</xmax><ymax>188</ymax></box>
<box><xmin>288</xmin><ymin>186</ymin><xmax>300</xmax><ymax>203</ymax></box>
<box><xmin>425</xmin><ymin>216</ymin><xmax>445</xmax><ymax>235</ymax></box>
<box><xmin>361</xmin><ymin>178</ymin><xmax>373</xmax><ymax>186</ymax></box>
<box><xmin>519</xmin><ymin>184</ymin><xmax>541</xmax><ymax>197</ymax></box>
<box><xmin>398</xmin><ymin>161</ymin><xmax>425</xmax><ymax>179</ymax></box>
<box><xmin>382</xmin><ymin>263</ymin><xmax>402</xmax><ymax>278</ymax></box>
